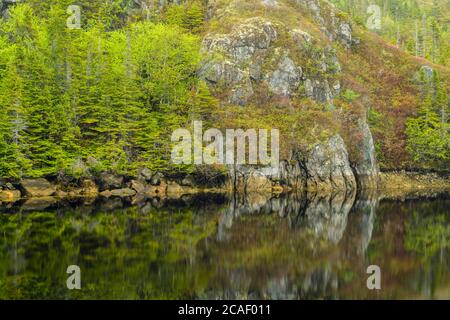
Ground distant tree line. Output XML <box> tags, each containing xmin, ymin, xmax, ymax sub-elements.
<box><xmin>330</xmin><ymin>0</ymin><xmax>449</xmax><ymax>66</ymax></box>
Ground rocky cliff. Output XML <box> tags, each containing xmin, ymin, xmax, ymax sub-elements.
<box><xmin>200</xmin><ymin>0</ymin><xmax>379</xmax><ymax>192</ymax></box>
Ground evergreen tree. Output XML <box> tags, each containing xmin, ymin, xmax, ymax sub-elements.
<box><xmin>406</xmin><ymin>71</ymin><xmax>449</xmax><ymax>169</ymax></box>
<box><xmin>0</xmin><ymin>32</ymin><xmax>30</xmax><ymax>177</ymax></box>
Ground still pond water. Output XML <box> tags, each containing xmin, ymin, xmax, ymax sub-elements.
<box><xmin>0</xmin><ymin>191</ymin><xmax>449</xmax><ymax>299</ymax></box>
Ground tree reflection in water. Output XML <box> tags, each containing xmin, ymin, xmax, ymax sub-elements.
<box><xmin>0</xmin><ymin>191</ymin><xmax>448</xmax><ymax>299</ymax></box>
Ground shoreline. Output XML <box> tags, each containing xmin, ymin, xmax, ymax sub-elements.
<box><xmin>378</xmin><ymin>172</ymin><xmax>450</xmax><ymax>199</ymax></box>
<box><xmin>0</xmin><ymin>171</ymin><xmax>449</xmax><ymax>205</ymax></box>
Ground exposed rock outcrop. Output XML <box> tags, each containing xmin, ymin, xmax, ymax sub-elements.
<box><xmin>202</xmin><ymin>18</ymin><xmax>278</xmax><ymax>63</ymax></box>
<box><xmin>295</xmin><ymin>0</ymin><xmax>355</xmax><ymax>48</ymax></box>
<box><xmin>200</xmin><ymin>1</ymin><xmax>378</xmax><ymax>192</ymax></box>
<box><xmin>20</xmin><ymin>178</ymin><xmax>56</xmax><ymax>197</ymax></box>
<box><xmin>267</xmin><ymin>55</ymin><xmax>303</xmax><ymax>96</ymax></box>
<box><xmin>98</xmin><ymin>172</ymin><xmax>124</xmax><ymax>191</ymax></box>
<box><xmin>229</xmin><ymin>134</ymin><xmax>357</xmax><ymax>192</ymax></box>
<box><xmin>351</xmin><ymin>119</ymin><xmax>379</xmax><ymax>189</ymax></box>
<box><xmin>200</xmin><ymin>17</ymin><xmax>278</xmax><ymax>105</ymax></box>
<box><xmin>80</xmin><ymin>179</ymin><xmax>99</xmax><ymax>197</ymax></box>
<box><xmin>0</xmin><ymin>0</ymin><xmax>19</xmax><ymax>18</ymax></box>
<box><xmin>0</xmin><ymin>189</ymin><xmax>21</xmax><ymax>202</ymax></box>
<box><xmin>278</xmin><ymin>157</ymin><xmax>306</xmax><ymax>189</ymax></box>
<box><xmin>199</xmin><ymin>15</ymin><xmax>343</xmax><ymax>105</ymax></box>
<box><xmin>130</xmin><ymin>179</ymin><xmax>146</xmax><ymax>194</ymax></box>
<box><xmin>305</xmin><ymin>135</ymin><xmax>356</xmax><ymax>192</ymax></box>
<box><xmin>228</xmin><ymin>165</ymin><xmax>275</xmax><ymax>192</ymax></box>
<box><xmin>137</xmin><ymin>167</ymin><xmax>154</xmax><ymax>181</ymax></box>
<box><xmin>100</xmin><ymin>188</ymin><xmax>136</xmax><ymax>198</ymax></box>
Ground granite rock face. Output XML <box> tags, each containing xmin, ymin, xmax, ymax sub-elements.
<box><xmin>305</xmin><ymin>135</ymin><xmax>357</xmax><ymax>192</ymax></box>
<box><xmin>98</xmin><ymin>173</ymin><xmax>124</xmax><ymax>191</ymax></box>
<box><xmin>228</xmin><ymin>165</ymin><xmax>275</xmax><ymax>192</ymax></box>
<box><xmin>199</xmin><ymin>14</ymin><xmax>343</xmax><ymax>106</ymax></box>
<box><xmin>199</xmin><ymin>0</ymin><xmax>356</xmax><ymax>107</ymax></box>
<box><xmin>267</xmin><ymin>55</ymin><xmax>303</xmax><ymax>96</ymax></box>
<box><xmin>229</xmin><ymin>134</ymin><xmax>357</xmax><ymax>192</ymax></box>
<box><xmin>351</xmin><ymin>119</ymin><xmax>380</xmax><ymax>189</ymax></box>
<box><xmin>295</xmin><ymin>0</ymin><xmax>355</xmax><ymax>48</ymax></box>
<box><xmin>199</xmin><ymin>17</ymin><xmax>278</xmax><ymax>105</ymax></box>
<box><xmin>20</xmin><ymin>178</ymin><xmax>56</xmax><ymax>197</ymax></box>
<box><xmin>200</xmin><ymin>0</ymin><xmax>357</xmax><ymax>107</ymax></box>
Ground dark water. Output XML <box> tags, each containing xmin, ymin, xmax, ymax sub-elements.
<box><xmin>0</xmin><ymin>191</ymin><xmax>449</xmax><ymax>300</ymax></box>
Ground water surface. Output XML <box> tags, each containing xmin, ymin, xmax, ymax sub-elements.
<box><xmin>0</xmin><ymin>191</ymin><xmax>449</xmax><ymax>299</ymax></box>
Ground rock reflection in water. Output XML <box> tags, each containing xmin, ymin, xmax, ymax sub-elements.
<box><xmin>218</xmin><ymin>189</ymin><xmax>360</xmax><ymax>246</ymax></box>
<box><xmin>212</xmin><ymin>189</ymin><xmax>384</xmax><ymax>299</ymax></box>
<box><xmin>347</xmin><ymin>190</ymin><xmax>379</xmax><ymax>256</ymax></box>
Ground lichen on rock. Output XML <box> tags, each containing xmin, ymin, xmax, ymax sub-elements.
<box><xmin>305</xmin><ymin>134</ymin><xmax>356</xmax><ymax>191</ymax></box>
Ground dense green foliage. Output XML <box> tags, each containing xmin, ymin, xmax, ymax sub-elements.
<box><xmin>406</xmin><ymin>69</ymin><xmax>449</xmax><ymax>169</ymax></box>
<box><xmin>331</xmin><ymin>0</ymin><xmax>450</xmax><ymax>66</ymax></box>
<box><xmin>0</xmin><ymin>1</ymin><xmax>213</xmax><ymax>179</ymax></box>
<box><xmin>332</xmin><ymin>1</ymin><xmax>450</xmax><ymax>170</ymax></box>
